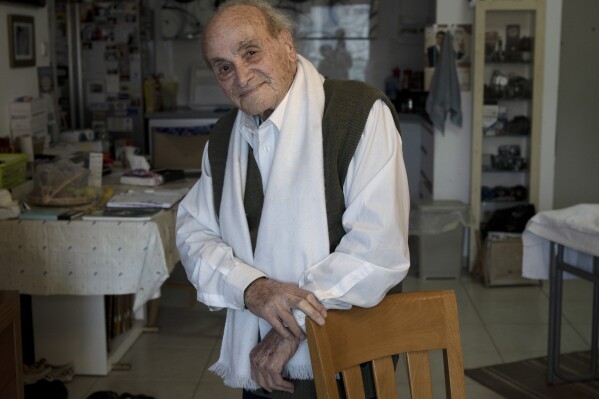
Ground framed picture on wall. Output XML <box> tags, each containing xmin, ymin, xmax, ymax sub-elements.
<box><xmin>7</xmin><ymin>14</ymin><xmax>36</xmax><ymax>68</ymax></box>
<box><xmin>3</xmin><ymin>0</ymin><xmax>46</xmax><ymax>6</ymax></box>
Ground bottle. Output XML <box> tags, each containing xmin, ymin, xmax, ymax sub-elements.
<box><xmin>98</xmin><ymin>128</ymin><xmax>112</xmax><ymax>161</ymax></box>
<box><xmin>399</xmin><ymin>69</ymin><xmax>413</xmax><ymax>112</ymax></box>
<box><xmin>154</xmin><ymin>74</ymin><xmax>164</xmax><ymax>112</ymax></box>
<box><xmin>384</xmin><ymin>67</ymin><xmax>401</xmax><ymax>103</ymax></box>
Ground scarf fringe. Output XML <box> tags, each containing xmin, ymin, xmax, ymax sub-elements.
<box><xmin>209</xmin><ymin>362</ymin><xmax>261</xmax><ymax>390</ymax></box>
<box><xmin>285</xmin><ymin>364</ymin><xmax>314</xmax><ymax>380</ymax></box>
<box><xmin>209</xmin><ymin>361</ymin><xmax>315</xmax><ymax>389</ymax></box>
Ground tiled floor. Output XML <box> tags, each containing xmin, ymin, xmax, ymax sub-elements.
<box><xmin>64</xmin><ymin>266</ymin><xmax>594</xmax><ymax>399</ymax></box>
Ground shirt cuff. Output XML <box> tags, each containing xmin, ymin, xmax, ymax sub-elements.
<box><xmin>224</xmin><ymin>260</ymin><xmax>268</xmax><ymax>309</ymax></box>
<box><xmin>292</xmin><ymin>308</ymin><xmax>307</xmax><ymax>331</ymax></box>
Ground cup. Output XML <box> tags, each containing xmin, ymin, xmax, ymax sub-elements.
<box><xmin>162</xmin><ymin>81</ymin><xmax>178</xmax><ymax>111</ymax></box>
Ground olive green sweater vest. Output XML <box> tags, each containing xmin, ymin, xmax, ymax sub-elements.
<box><xmin>208</xmin><ymin>79</ymin><xmax>400</xmax><ymax>253</ymax></box>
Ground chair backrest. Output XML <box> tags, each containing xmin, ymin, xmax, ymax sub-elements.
<box><xmin>306</xmin><ymin>290</ymin><xmax>466</xmax><ymax>399</ymax></box>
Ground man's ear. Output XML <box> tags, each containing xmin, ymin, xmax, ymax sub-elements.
<box><xmin>279</xmin><ymin>30</ymin><xmax>297</xmax><ymax>63</ymax></box>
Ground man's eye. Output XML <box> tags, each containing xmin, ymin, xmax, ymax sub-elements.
<box><xmin>217</xmin><ymin>65</ymin><xmax>232</xmax><ymax>76</ymax></box>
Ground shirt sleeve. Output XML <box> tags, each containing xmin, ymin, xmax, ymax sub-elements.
<box><xmin>176</xmin><ymin>144</ymin><xmax>267</xmax><ymax>311</ymax></box>
<box><xmin>298</xmin><ymin>100</ymin><xmax>411</xmax><ymax>310</ymax></box>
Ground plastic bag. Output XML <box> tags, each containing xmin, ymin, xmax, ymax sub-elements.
<box><xmin>27</xmin><ymin>159</ymin><xmax>97</xmax><ymax>206</ymax></box>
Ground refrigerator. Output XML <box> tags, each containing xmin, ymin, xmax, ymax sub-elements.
<box><xmin>52</xmin><ymin>0</ymin><xmax>153</xmax><ymax>152</ymax></box>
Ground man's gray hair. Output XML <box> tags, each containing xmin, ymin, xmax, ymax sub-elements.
<box><xmin>203</xmin><ymin>0</ymin><xmax>296</xmax><ymax>53</ymax></box>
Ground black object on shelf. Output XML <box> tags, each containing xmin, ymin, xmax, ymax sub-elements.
<box><xmin>483</xmin><ymin>203</ymin><xmax>536</xmax><ymax>239</ymax></box>
<box><xmin>481</xmin><ymin>185</ymin><xmax>528</xmax><ymax>202</ymax></box>
<box><xmin>153</xmin><ymin>168</ymin><xmax>185</xmax><ymax>183</ymax></box>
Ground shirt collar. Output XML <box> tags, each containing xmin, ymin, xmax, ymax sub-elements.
<box><xmin>238</xmin><ymin>75</ymin><xmax>295</xmax><ymax>144</ymax></box>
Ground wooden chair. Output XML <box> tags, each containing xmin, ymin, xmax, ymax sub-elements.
<box><xmin>306</xmin><ymin>290</ymin><xmax>466</xmax><ymax>399</ymax></box>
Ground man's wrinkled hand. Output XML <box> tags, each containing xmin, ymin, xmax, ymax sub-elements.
<box><xmin>250</xmin><ymin>329</ymin><xmax>300</xmax><ymax>393</ymax></box>
<box><xmin>244</xmin><ymin>278</ymin><xmax>327</xmax><ymax>339</ymax></box>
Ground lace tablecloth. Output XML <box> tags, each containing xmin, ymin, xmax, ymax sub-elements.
<box><xmin>0</xmin><ymin>207</ymin><xmax>179</xmax><ymax>311</ymax></box>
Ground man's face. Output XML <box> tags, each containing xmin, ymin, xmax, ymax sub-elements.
<box><xmin>436</xmin><ymin>32</ymin><xmax>445</xmax><ymax>47</ymax></box>
<box><xmin>203</xmin><ymin>5</ymin><xmax>297</xmax><ymax>120</ymax></box>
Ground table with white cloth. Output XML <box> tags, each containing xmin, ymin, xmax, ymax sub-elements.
<box><xmin>0</xmin><ymin>182</ymin><xmax>185</xmax><ymax>375</ymax></box>
<box><xmin>522</xmin><ymin>204</ymin><xmax>599</xmax><ymax>384</ymax></box>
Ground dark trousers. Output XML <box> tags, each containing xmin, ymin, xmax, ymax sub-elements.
<box><xmin>241</xmin><ymin>379</ymin><xmax>316</xmax><ymax>399</ymax></box>
<box><xmin>241</xmin><ymin>373</ymin><xmax>377</xmax><ymax>399</ymax></box>
<box><xmin>243</xmin><ymin>389</ymin><xmax>269</xmax><ymax>399</ymax></box>
<box><xmin>241</xmin><ymin>284</ymin><xmax>402</xmax><ymax>399</ymax></box>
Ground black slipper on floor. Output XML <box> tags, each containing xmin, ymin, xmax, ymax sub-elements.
<box><xmin>119</xmin><ymin>393</ymin><xmax>155</xmax><ymax>399</ymax></box>
<box><xmin>87</xmin><ymin>391</ymin><xmax>119</xmax><ymax>399</ymax></box>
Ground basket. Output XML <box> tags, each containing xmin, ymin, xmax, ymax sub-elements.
<box><xmin>0</xmin><ymin>153</ymin><xmax>28</xmax><ymax>189</ymax></box>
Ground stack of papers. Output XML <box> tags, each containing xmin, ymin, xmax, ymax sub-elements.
<box><xmin>83</xmin><ymin>207</ymin><xmax>162</xmax><ymax>221</ymax></box>
<box><xmin>106</xmin><ymin>189</ymin><xmax>188</xmax><ymax>209</ymax></box>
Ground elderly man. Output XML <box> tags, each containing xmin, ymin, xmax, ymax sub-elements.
<box><xmin>176</xmin><ymin>1</ymin><xmax>410</xmax><ymax>398</ymax></box>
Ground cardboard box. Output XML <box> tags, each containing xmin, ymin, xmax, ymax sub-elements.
<box><xmin>10</xmin><ymin>126</ymin><xmax>47</xmax><ymax>139</ymax></box>
<box><xmin>483</xmin><ymin>232</ymin><xmax>538</xmax><ymax>286</ymax></box>
<box><xmin>9</xmin><ymin>98</ymin><xmax>46</xmax><ymax>117</ymax></box>
<box><xmin>10</xmin><ymin>113</ymin><xmax>47</xmax><ymax>131</ymax></box>
<box><xmin>152</xmin><ymin>130</ymin><xmax>208</xmax><ymax>170</ymax></box>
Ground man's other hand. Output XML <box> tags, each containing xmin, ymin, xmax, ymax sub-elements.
<box><xmin>249</xmin><ymin>329</ymin><xmax>300</xmax><ymax>393</ymax></box>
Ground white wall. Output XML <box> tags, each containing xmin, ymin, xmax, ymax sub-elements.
<box><xmin>150</xmin><ymin>0</ymin><xmax>207</xmax><ymax>107</ymax></box>
<box><xmin>553</xmin><ymin>0</ymin><xmax>599</xmax><ymax>208</ymax></box>
<box><xmin>432</xmin><ymin>1</ymin><xmax>474</xmax><ymax>204</ymax></box>
<box><xmin>366</xmin><ymin>0</ymin><xmax>434</xmax><ymax>89</ymax></box>
<box><xmin>538</xmin><ymin>0</ymin><xmax>561</xmax><ymax>211</ymax></box>
<box><xmin>0</xmin><ymin>2</ymin><xmax>50</xmax><ymax>138</ymax></box>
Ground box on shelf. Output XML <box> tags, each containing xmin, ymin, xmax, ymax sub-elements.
<box><xmin>8</xmin><ymin>98</ymin><xmax>46</xmax><ymax>117</ymax></box>
<box><xmin>11</xmin><ymin>127</ymin><xmax>48</xmax><ymax>139</ymax></box>
<box><xmin>10</xmin><ymin>113</ymin><xmax>47</xmax><ymax>131</ymax></box>
<box><xmin>0</xmin><ymin>153</ymin><xmax>28</xmax><ymax>189</ymax></box>
<box><xmin>482</xmin><ymin>104</ymin><xmax>507</xmax><ymax>136</ymax></box>
<box><xmin>483</xmin><ymin>232</ymin><xmax>538</xmax><ymax>287</ymax></box>
<box><xmin>9</xmin><ymin>98</ymin><xmax>48</xmax><ymax>139</ymax></box>
<box><xmin>151</xmin><ymin>130</ymin><xmax>208</xmax><ymax>170</ymax></box>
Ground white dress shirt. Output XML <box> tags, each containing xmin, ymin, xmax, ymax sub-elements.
<box><xmin>176</xmin><ymin>93</ymin><xmax>410</xmax><ymax>315</ymax></box>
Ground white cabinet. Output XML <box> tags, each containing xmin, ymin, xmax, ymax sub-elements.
<box><xmin>32</xmin><ymin>295</ymin><xmax>145</xmax><ymax>376</ymax></box>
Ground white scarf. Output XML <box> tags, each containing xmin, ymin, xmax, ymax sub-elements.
<box><xmin>209</xmin><ymin>55</ymin><xmax>330</xmax><ymax>389</ymax></box>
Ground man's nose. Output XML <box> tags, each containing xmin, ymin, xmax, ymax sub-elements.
<box><xmin>235</xmin><ymin>62</ymin><xmax>253</xmax><ymax>87</ymax></box>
